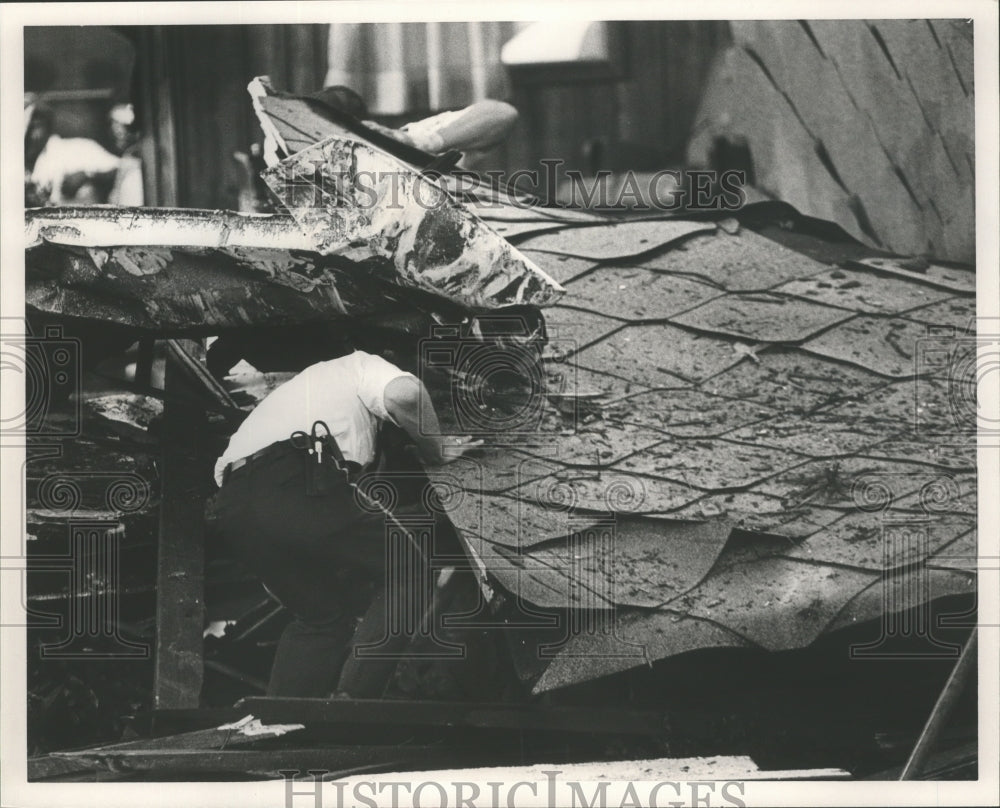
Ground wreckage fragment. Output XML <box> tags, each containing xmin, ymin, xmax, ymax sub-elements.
<box><xmin>25</xmin><ymin>201</ymin><xmax>561</xmax><ymax>333</ymax></box>
<box><xmin>262</xmin><ymin>136</ymin><xmax>565</xmax><ymax>308</ymax></box>
<box><xmin>248</xmin><ymin>76</ymin><xmax>602</xmax><ymax>227</ymax></box>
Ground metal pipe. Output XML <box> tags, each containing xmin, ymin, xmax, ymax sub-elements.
<box><xmin>203</xmin><ymin>659</ymin><xmax>267</xmax><ymax>693</ymax></box>
<box><xmin>899</xmin><ymin>628</ymin><xmax>977</xmax><ymax>780</ymax></box>
<box><xmin>232</xmin><ymin>602</ymin><xmax>286</xmax><ymax>643</ymax></box>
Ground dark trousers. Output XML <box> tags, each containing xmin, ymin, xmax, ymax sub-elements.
<box><xmin>207</xmin><ymin>443</ymin><xmax>433</xmax><ymax>698</ymax></box>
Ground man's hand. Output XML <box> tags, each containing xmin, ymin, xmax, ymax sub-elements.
<box><xmin>385</xmin><ymin>376</ymin><xmax>485</xmax><ymax>466</ymax></box>
<box><xmin>362</xmin><ymin>120</ymin><xmax>417</xmax><ymax>148</ymax></box>
<box><xmin>436</xmin><ymin>435</ymin><xmax>484</xmax><ymax>464</ymax></box>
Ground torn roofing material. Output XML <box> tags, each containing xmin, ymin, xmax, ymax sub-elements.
<box><xmin>248</xmin><ymin>75</ymin><xmax>603</xmax><ymax>227</ymax></box>
<box><xmin>435</xmin><ymin>223</ymin><xmax>977</xmax><ymax>690</ymax></box>
<box><xmin>261</xmin><ymin>136</ymin><xmax>564</xmax><ymax>308</ymax></box>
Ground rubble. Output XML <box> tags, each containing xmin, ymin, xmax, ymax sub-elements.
<box><xmin>22</xmin><ymin>74</ymin><xmax>978</xmax><ymax>780</ymax></box>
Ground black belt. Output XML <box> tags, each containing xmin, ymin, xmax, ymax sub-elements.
<box><xmin>222</xmin><ymin>437</ymin><xmax>365</xmax><ymax>485</ymax></box>
<box><xmin>222</xmin><ymin>439</ymin><xmax>298</xmax><ymax>483</ymax></box>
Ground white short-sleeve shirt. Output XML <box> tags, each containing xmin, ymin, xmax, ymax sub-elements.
<box><xmin>213</xmin><ymin>350</ymin><xmax>414</xmax><ymax>486</ymax></box>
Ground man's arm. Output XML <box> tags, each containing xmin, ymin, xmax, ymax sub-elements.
<box><xmin>383</xmin><ymin>376</ymin><xmax>481</xmax><ymax>465</ymax></box>
<box><xmin>425</xmin><ymin>100</ymin><xmax>518</xmax><ymax>152</ymax></box>
<box><xmin>365</xmin><ymin>100</ymin><xmax>519</xmax><ymax>154</ymax></box>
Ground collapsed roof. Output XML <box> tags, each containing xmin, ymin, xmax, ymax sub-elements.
<box><xmin>23</xmin><ymin>81</ymin><xmax>978</xmax><ymax>696</ymax></box>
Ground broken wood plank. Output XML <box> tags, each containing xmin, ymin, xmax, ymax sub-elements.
<box><xmin>56</xmin><ymin>719</ymin><xmax>302</xmax><ymax>756</ymax></box>
<box><xmin>25</xmin><ymin>205</ymin><xmax>558</xmax><ymax>335</ymax></box>
<box><xmin>25</xmin><ymin>206</ymin><xmax>314</xmax><ymax>251</ymax></box>
<box><xmin>235</xmin><ymin>697</ymin><xmax>667</xmax><ymax>736</ymax></box>
<box><xmin>348</xmin><ymin>755</ymin><xmax>853</xmax><ymax>783</ymax></box>
<box><xmin>873</xmin><ymin>740</ymin><xmax>978</xmax><ymax>780</ymax></box>
<box><xmin>28</xmin><ymin>753</ymin><xmax>105</xmax><ymax>782</ymax></box>
<box><xmin>53</xmin><ymin>745</ymin><xmax>450</xmax><ymax>778</ymax></box>
<box><xmin>164</xmin><ymin>338</ymin><xmax>240</xmax><ymax>412</ymax></box>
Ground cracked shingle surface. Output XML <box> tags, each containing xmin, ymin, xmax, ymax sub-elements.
<box><xmin>574</xmin><ymin>324</ymin><xmax>744</xmax><ymax>385</ymax></box>
<box><xmin>800</xmin><ymin>314</ymin><xmax>936</xmax><ymax>377</ymax></box>
<box><xmin>444</xmin><ymin>220</ymin><xmax>977</xmax><ymax>688</ymax></box>
<box><xmin>514</xmin><ymin>219</ymin><xmax>715</xmax><ymax>260</ymax></box>
<box><xmin>670</xmin><ymin>292</ymin><xmax>855</xmax><ymax>343</ymax></box>
<box><xmin>773</xmin><ymin>265</ymin><xmax>952</xmax><ymax>314</ymax></box>
<box><xmin>564</xmin><ymin>267</ymin><xmax>724</xmax><ymax>321</ymax></box>
<box><xmin>637</xmin><ymin>229</ymin><xmax>831</xmax><ymax>291</ymax></box>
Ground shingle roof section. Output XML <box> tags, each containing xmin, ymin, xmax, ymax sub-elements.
<box><xmin>441</xmin><ymin>218</ymin><xmax>977</xmax><ymax>689</ymax></box>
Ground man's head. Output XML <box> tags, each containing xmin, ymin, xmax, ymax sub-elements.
<box><xmin>109</xmin><ymin>103</ymin><xmax>139</xmax><ymax>154</ymax></box>
<box><xmin>206</xmin><ymin>323</ymin><xmax>356</xmax><ymax>377</ymax></box>
<box><xmin>25</xmin><ymin>98</ymin><xmax>53</xmax><ymax>168</ymax></box>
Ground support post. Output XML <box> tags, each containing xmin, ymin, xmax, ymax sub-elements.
<box><xmin>153</xmin><ymin>346</ymin><xmax>208</xmax><ymax>708</ymax></box>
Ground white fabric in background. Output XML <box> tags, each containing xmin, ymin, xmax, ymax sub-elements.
<box><xmin>325</xmin><ymin>22</ymin><xmax>525</xmax><ymax>115</ymax></box>
<box><xmin>29</xmin><ymin>134</ymin><xmax>121</xmax><ymax>204</ymax></box>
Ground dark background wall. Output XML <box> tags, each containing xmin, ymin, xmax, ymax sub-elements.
<box><xmin>123</xmin><ymin>25</ymin><xmax>330</xmax><ymax>209</ymax></box>
<box><xmin>25</xmin><ymin>22</ymin><xmax>729</xmax><ymax>210</ymax></box>
<box><xmin>502</xmin><ymin>21</ymin><xmax>731</xmax><ymax>194</ymax></box>
<box><xmin>24</xmin><ymin>26</ymin><xmax>136</xmax><ymax>151</ymax></box>
<box><xmin>24</xmin><ymin>21</ymin><xmax>975</xmax><ymax>262</ymax></box>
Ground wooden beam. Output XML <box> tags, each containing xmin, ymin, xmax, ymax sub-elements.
<box><xmin>53</xmin><ymin>745</ymin><xmax>458</xmax><ymax>779</ymax></box>
<box><xmin>152</xmin><ymin>346</ymin><xmax>207</xmax><ymax>709</ymax></box>
<box><xmin>28</xmin><ymin>754</ymin><xmax>102</xmax><ymax>782</ymax></box>
<box><xmin>164</xmin><ymin>338</ymin><xmax>240</xmax><ymax>411</ymax></box>
<box><xmin>900</xmin><ymin>628</ymin><xmax>978</xmax><ymax>780</ymax></box>
<box><xmin>236</xmin><ymin>697</ymin><xmax>667</xmax><ymax>736</ymax></box>
<box><xmin>132</xmin><ymin>27</ymin><xmax>179</xmax><ymax>206</ymax></box>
